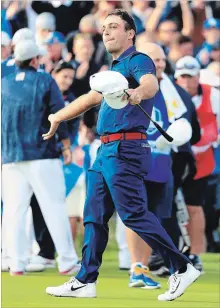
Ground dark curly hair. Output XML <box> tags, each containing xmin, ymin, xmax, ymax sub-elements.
<box><xmin>106</xmin><ymin>9</ymin><xmax>137</xmax><ymax>44</ymax></box>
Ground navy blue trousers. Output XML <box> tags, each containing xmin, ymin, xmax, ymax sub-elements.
<box><xmin>76</xmin><ymin>140</ymin><xmax>189</xmax><ymax>283</ymax></box>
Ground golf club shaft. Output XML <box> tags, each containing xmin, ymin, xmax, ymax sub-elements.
<box><xmin>124</xmin><ymin>90</ymin><xmax>173</xmax><ymax>142</ymax></box>
<box><xmin>136</xmin><ymin>104</ymin><xmax>173</xmax><ymax>142</ymax></box>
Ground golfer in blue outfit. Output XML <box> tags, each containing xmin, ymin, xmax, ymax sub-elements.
<box><xmin>44</xmin><ymin>10</ymin><xmax>200</xmax><ymax>301</ymax></box>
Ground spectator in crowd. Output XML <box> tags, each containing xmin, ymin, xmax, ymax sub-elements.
<box><xmin>52</xmin><ymin>60</ymin><xmax>83</xmax><ymax>242</ymax></box>
<box><xmin>1</xmin><ymin>31</ymin><xmax>12</xmax><ymax>62</ymax></box>
<box><xmin>1</xmin><ymin>28</ymin><xmax>55</xmax><ymax>273</ymax></box>
<box><xmin>196</xmin><ymin>18</ymin><xmax>220</xmax><ymax>67</ymax></box>
<box><xmin>70</xmin><ymin>33</ymin><xmax>101</xmax><ymax>133</ymax></box>
<box><xmin>175</xmin><ymin>56</ymin><xmax>219</xmax><ymax>272</ymax></box>
<box><xmin>168</xmin><ymin>35</ymin><xmax>194</xmax><ymax>71</ymax></box>
<box><xmin>1</xmin><ymin>27</ymin><xmax>34</xmax><ymax>78</ymax></box>
<box><xmin>79</xmin><ymin>14</ymin><xmax>110</xmax><ymax>70</ymax></box>
<box><xmin>31</xmin><ymin>0</ymin><xmax>93</xmax><ymax>36</ymax></box>
<box><xmin>146</xmin><ymin>0</ymin><xmax>194</xmax><ymax>54</ymax></box>
<box><xmin>35</xmin><ymin>12</ymin><xmax>56</xmax><ymax>46</ymax></box>
<box><xmin>66</xmin><ymin>13</ymin><xmax>110</xmax><ymax>70</ymax></box>
<box><xmin>94</xmin><ymin>0</ymin><xmax>119</xmax><ymax>34</ymax></box>
<box><xmin>116</xmin><ymin>42</ymin><xmax>199</xmax><ymax>282</ymax></box>
<box><xmin>70</xmin><ymin>33</ymin><xmax>99</xmax><ymax>97</ymax></box>
<box><xmin>2</xmin><ymin>1</ymin><xmax>28</xmax><ymax>35</ymax></box>
<box><xmin>1</xmin><ymin>40</ymin><xmax>80</xmax><ymax>276</ymax></box>
<box><xmin>42</xmin><ymin>31</ymin><xmax>68</xmax><ymax>72</ymax></box>
<box><xmin>52</xmin><ymin>61</ymin><xmax>80</xmax><ymax>144</ymax></box>
<box><xmin>26</xmin><ymin>61</ymin><xmax>80</xmax><ymax>271</ymax></box>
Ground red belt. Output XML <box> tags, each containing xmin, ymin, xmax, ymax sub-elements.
<box><xmin>100</xmin><ymin>132</ymin><xmax>147</xmax><ymax>144</ymax></box>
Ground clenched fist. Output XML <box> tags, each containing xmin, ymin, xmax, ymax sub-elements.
<box><xmin>124</xmin><ymin>89</ymin><xmax>143</xmax><ymax>105</ymax></box>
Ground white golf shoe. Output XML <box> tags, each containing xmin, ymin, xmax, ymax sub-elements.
<box><xmin>158</xmin><ymin>263</ymin><xmax>200</xmax><ymax>301</ymax></box>
<box><xmin>46</xmin><ymin>277</ymin><xmax>96</xmax><ymax>298</ymax></box>
<box><xmin>28</xmin><ymin>255</ymin><xmax>56</xmax><ymax>269</ymax></box>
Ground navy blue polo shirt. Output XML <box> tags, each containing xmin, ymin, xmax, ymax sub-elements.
<box><xmin>96</xmin><ymin>46</ymin><xmax>157</xmax><ymax>135</ymax></box>
<box><xmin>2</xmin><ymin>67</ymin><xmax>69</xmax><ymax>164</ymax></box>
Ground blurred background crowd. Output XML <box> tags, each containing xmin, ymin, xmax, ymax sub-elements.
<box><xmin>1</xmin><ymin>0</ymin><xmax>220</xmax><ymax>279</ymax></box>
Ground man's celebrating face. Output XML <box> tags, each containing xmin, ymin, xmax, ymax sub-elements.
<box><xmin>102</xmin><ymin>13</ymin><xmax>135</xmax><ymax>57</ymax></box>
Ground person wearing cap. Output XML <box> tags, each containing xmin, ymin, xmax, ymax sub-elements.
<box><xmin>196</xmin><ymin>18</ymin><xmax>220</xmax><ymax>67</ymax></box>
<box><xmin>1</xmin><ymin>40</ymin><xmax>80</xmax><ymax>276</ymax></box>
<box><xmin>1</xmin><ymin>27</ymin><xmax>34</xmax><ymax>78</ymax></box>
<box><xmin>43</xmin><ymin>9</ymin><xmax>200</xmax><ymax>301</ymax></box>
<box><xmin>1</xmin><ymin>27</ymin><xmax>58</xmax><ymax>273</ymax></box>
<box><xmin>175</xmin><ymin>55</ymin><xmax>219</xmax><ymax>272</ymax></box>
<box><xmin>1</xmin><ymin>31</ymin><xmax>12</xmax><ymax>62</ymax></box>
<box><xmin>35</xmin><ymin>12</ymin><xmax>56</xmax><ymax>46</ymax></box>
<box><xmin>43</xmin><ymin>31</ymin><xmax>68</xmax><ymax>72</ymax></box>
<box><xmin>116</xmin><ymin>42</ymin><xmax>201</xmax><ymax>282</ymax></box>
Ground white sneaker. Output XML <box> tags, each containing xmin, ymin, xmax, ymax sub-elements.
<box><xmin>28</xmin><ymin>255</ymin><xmax>56</xmax><ymax>269</ymax></box>
<box><xmin>46</xmin><ymin>277</ymin><xmax>96</xmax><ymax>298</ymax></box>
<box><xmin>25</xmin><ymin>263</ymin><xmax>45</xmax><ymax>272</ymax></box>
<box><xmin>158</xmin><ymin>263</ymin><xmax>200</xmax><ymax>301</ymax></box>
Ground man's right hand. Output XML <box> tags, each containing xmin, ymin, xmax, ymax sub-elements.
<box><xmin>42</xmin><ymin>114</ymin><xmax>60</xmax><ymax>140</ymax></box>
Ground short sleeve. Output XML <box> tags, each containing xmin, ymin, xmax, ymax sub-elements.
<box><xmin>128</xmin><ymin>53</ymin><xmax>156</xmax><ymax>83</ymax></box>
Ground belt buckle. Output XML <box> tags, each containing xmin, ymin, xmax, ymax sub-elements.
<box><xmin>103</xmin><ymin>135</ymin><xmax>109</xmax><ymax>143</ymax></box>
<box><xmin>120</xmin><ymin>132</ymin><xmax>125</xmax><ymax>140</ymax></box>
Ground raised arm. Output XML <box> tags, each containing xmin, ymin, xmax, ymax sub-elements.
<box><xmin>43</xmin><ymin>90</ymin><xmax>102</xmax><ymax>140</ymax></box>
<box><xmin>180</xmin><ymin>0</ymin><xmax>194</xmax><ymax>36</ymax></box>
<box><xmin>145</xmin><ymin>0</ymin><xmax>167</xmax><ymax>32</ymax></box>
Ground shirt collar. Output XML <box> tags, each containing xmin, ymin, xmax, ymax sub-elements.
<box><xmin>17</xmin><ymin>66</ymin><xmax>37</xmax><ymax>72</ymax></box>
<box><xmin>112</xmin><ymin>46</ymin><xmax>136</xmax><ymax>64</ymax></box>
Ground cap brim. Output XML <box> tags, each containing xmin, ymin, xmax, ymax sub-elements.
<box><xmin>174</xmin><ymin>69</ymin><xmax>199</xmax><ymax>78</ymax></box>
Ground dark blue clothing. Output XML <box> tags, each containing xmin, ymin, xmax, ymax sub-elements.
<box><xmin>97</xmin><ymin>46</ymin><xmax>157</xmax><ymax>135</ymax></box>
<box><xmin>145</xmin><ymin>176</ymin><xmax>174</xmax><ymax>219</ymax></box>
<box><xmin>2</xmin><ymin>67</ymin><xmax>69</xmax><ymax>164</ymax></box>
<box><xmin>75</xmin><ymin>46</ymin><xmax>189</xmax><ymax>283</ymax></box>
<box><xmin>1</xmin><ymin>57</ymin><xmax>47</xmax><ymax>79</ymax></box>
<box><xmin>146</xmin><ymin>89</ymin><xmax>172</xmax><ymax>183</ymax></box>
<box><xmin>1</xmin><ymin>56</ymin><xmax>16</xmax><ymax>78</ymax></box>
<box><xmin>76</xmin><ymin>140</ymin><xmax>189</xmax><ymax>283</ymax></box>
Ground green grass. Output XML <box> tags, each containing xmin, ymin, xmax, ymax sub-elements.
<box><xmin>2</xmin><ymin>229</ymin><xmax>220</xmax><ymax>308</ymax></box>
